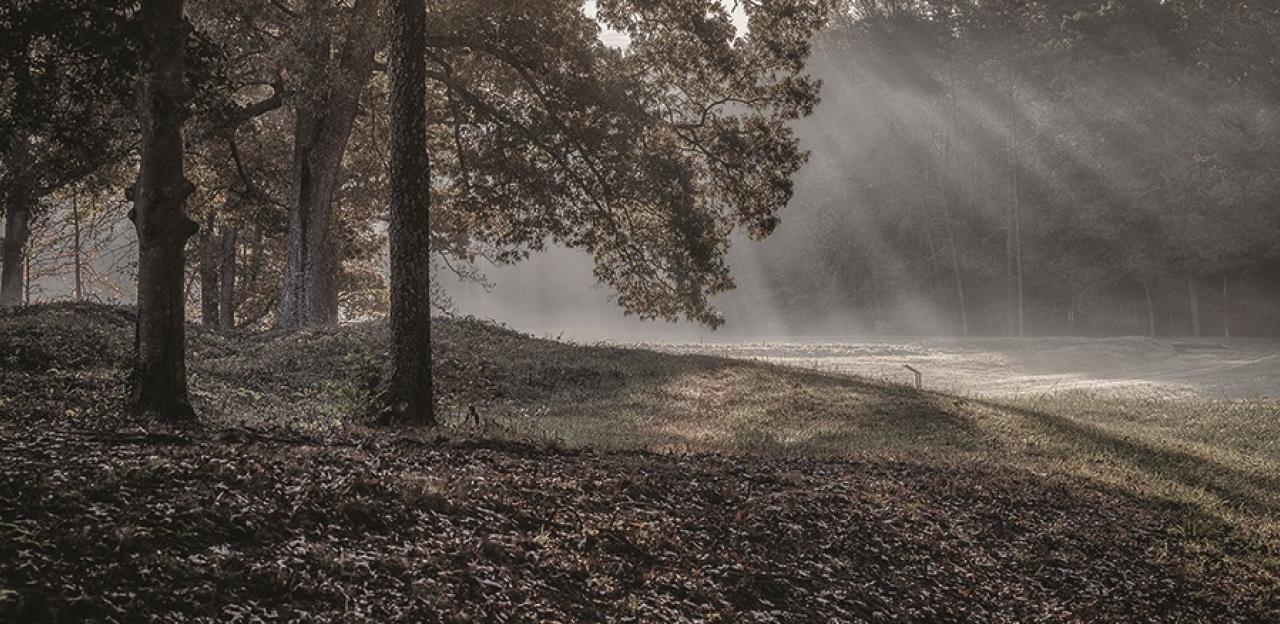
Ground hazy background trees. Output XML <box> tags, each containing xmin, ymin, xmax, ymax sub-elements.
<box><xmin>773</xmin><ymin>0</ymin><xmax>1280</xmax><ymax>337</ymax></box>
<box><xmin>447</xmin><ymin>0</ymin><xmax>1280</xmax><ymax>338</ymax></box>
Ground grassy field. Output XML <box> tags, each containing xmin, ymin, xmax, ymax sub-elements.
<box><xmin>467</xmin><ymin>331</ymin><xmax>1280</xmax><ymax>572</ymax></box>
<box><xmin>2</xmin><ymin>303</ymin><xmax>1277</xmax><ymax>621</ymax></box>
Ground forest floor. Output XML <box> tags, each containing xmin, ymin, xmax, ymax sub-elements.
<box><xmin>1</xmin><ymin>304</ymin><xmax>1277</xmax><ymax>622</ymax></box>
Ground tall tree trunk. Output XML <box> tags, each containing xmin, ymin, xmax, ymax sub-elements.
<box><xmin>129</xmin><ymin>0</ymin><xmax>198</xmax><ymax>420</ymax></box>
<box><xmin>1</xmin><ymin>135</ymin><xmax>33</xmax><ymax>308</ymax></box>
<box><xmin>1144</xmin><ymin>278</ymin><xmax>1156</xmax><ymax>337</ymax></box>
<box><xmin>278</xmin><ymin>0</ymin><xmax>381</xmax><ymax>328</ymax></box>
<box><xmin>72</xmin><ymin>189</ymin><xmax>83</xmax><ymax>301</ymax></box>
<box><xmin>219</xmin><ymin>224</ymin><xmax>237</xmax><ymax>329</ymax></box>
<box><xmin>942</xmin><ymin>202</ymin><xmax>967</xmax><ymax>338</ymax></box>
<box><xmin>23</xmin><ymin>251</ymin><xmax>31</xmax><ymax>306</ymax></box>
<box><xmin>941</xmin><ymin>59</ymin><xmax>968</xmax><ymax>338</ymax></box>
<box><xmin>238</xmin><ymin>226</ymin><xmax>265</xmax><ymax>327</ymax></box>
<box><xmin>922</xmin><ymin>219</ymin><xmax>942</xmax><ymax>296</ymax></box>
<box><xmin>1222</xmin><ymin>273</ymin><xmax>1230</xmax><ymax>339</ymax></box>
<box><xmin>1007</xmin><ymin>75</ymin><xmax>1024</xmax><ymax>338</ymax></box>
<box><xmin>199</xmin><ymin>212</ymin><xmax>220</xmax><ymax>326</ymax></box>
<box><xmin>1187</xmin><ymin>276</ymin><xmax>1201</xmax><ymax>338</ymax></box>
<box><xmin>384</xmin><ymin>0</ymin><xmax>433</xmax><ymax>425</ymax></box>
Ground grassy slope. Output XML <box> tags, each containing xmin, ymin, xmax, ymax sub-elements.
<box><xmin>1</xmin><ymin>304</ymin><xmax>1277</xmax><ymax>622</ymax></box>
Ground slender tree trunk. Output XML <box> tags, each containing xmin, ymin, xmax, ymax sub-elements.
<box><xmin>278</xmin><ymin>0</ymin><xmax>381</xmax><ymax>328</ymax></box>
<box><xmin>384</xmin><ymin>0</ymin><xmax>433</xmax><ymax>425</ymax></box>
<box><xmin>219</xmin><ymin>225</ymin><xmax>237</xmax><ymax>329</ymax></box>
<box><xmin>129</xmin><ymin>0</ymin><xmax>198</xmax><ymax>420</ymax></box>
<box><xmin>1144</xmin><ymin>278</ymin><xmax>1156</xmax><ymax>337</ymax></box>
<box><xmin>1063</xmin><ymin>282</ymin><xmax>1078</xmax><ymax>336</ymax></box>
<box><xmin>942</xmin><ymin>203</ymin><xmax>967</xmax><ymax>337</ymax></box>
<box><xmin>72</xmin><ymin>190</ymin><xmax>83</xmax><ymax>301</ymax></box>
<box><xmin>941</xmin><ymin>60</ymin><xmax>968</xmax><ymax>337</ymax></box>
<box><xmin>1222</xmin><ymin>273</ymin><xmax>1230</xmax><ymax>339</ymax></box>
<box><xmin>923</xmin><ymin>219</ymin><xmax>941</xmax><ymax>296</ymax></box>
<box><xmin>1008</xmin><ymin>77</ymin><xmax>1025</xmax><ymax>338</ymax></box>
<box><xmin>23</xmin><ymin>251</ymin><xmax>31</xmax><ymax>306</ymax></box>
<box><xmin>1014</xmin><ymin>204</ymin><xmax>1024</xmax><ymax>336</ymax></box>
<box><xmin>1187</xmin><ymin>276</ymin><xmax>1201</xmax><ymax>338</ymax></box>
<box><xmin>199</xmin><ymin>212</ymin><xmax>220</xmax><ymax>326</ymax></box>
<box><xmin>1</xmin><ymin>135</ymin><xmax>33</xmax><ymax>308</ymax></box>
<box><xmin>238</xmin><ymin>226</ymin><xmax>265</xmax><ymax>327</ymax></box>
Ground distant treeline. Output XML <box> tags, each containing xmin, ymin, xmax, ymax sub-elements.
<box><xmin>748</xmin><ymin>0</ymin><xmax>1280</xmax><ymax>337</ymax></box>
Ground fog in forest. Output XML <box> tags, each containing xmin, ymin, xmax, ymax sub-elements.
<box><xmin>447</xmin><ymin>4</ymin><xmax>1280</xmax><ymax>341</ymax></box>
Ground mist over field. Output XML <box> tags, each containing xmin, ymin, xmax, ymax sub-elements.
<box><xmin>447</xmin><ymin>5</ymin><xmax>1280</xmax><ymax>344</ymax></box>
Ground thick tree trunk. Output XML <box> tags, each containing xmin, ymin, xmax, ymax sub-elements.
<box><xmin>278</xmin><ymin>105</ymin><xmax>349</xmax><ymax>327</ymax></box>
<box><xmin>129</xmin><ymin>0</ymin><xmax>198</xmax><ymax>420</ymax></box>
<box><xmin>384</xmin><ymin>0</ymin><xmax>433</xmax><ymax>425</ymax></box>
<box><xmin>1</xmin><ymin>135</ymin><xmax>33</xmax><ymax>308</ymax></box>
<box><xmin>1187</xmin><ymin>276</ymin><xmax>1201</xmax><ymax>338</ymax></box>
<box><xmin>219</xmin><ymin>225</ymin><xmax>237</xmax><ymax>329</ymax></box>
<box><xmin>278</xmin><ymin>0</ymin><xmax>381</xmax><ymax>328</ymax></box>
<box><xmin>1</xmin><ymin>198</ymin><xmax>31</xmax><ymax>308</ymax></box>
<box><xmin>199</xmin><ymin>213</ymin><xmax>220</xmax><ymax>326</ymax></box>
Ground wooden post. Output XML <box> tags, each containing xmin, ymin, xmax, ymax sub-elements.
<box><xmin>903</xmin><ymin>364</ymin><xmax>923</xmax><ymax>389</ymax></box>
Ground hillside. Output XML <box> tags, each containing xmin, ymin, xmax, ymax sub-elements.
<box><xmin>1</xmin><ymin>304</ymin><xmax>1277</xmax><ymax>622</ymax></box>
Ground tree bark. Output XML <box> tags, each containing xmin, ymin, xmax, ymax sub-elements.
<box><xmin>199</xmin><ymin>213</ymin><xmax>220</xmax><ymax>326</ymax></box>
<box><xmin>1</xmin><ymin>135</ymin><xmax>33</xmax><ymax>308</ymax></box>
<box><xmin>219</xmin><ymin>224</ymin><xmax>237</xmax><ymax>329</ymax></box>
<box><xmin>384</xmin><ymin>0</ymin><xmax>433</xmax><ymax>425</ymax></box>
<box><xmin>129</xmin><ymin>0</ymin><xmax>199</xmax><ymax>420</ymax></box>
<box><xmin>278</xmin><ymin>0</ymin><xmax>381</xmax><ymax>328</ymax></box>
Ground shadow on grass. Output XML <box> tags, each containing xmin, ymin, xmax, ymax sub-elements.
<box><xmin>975</xmin><ymin>398</ymin><xmax>1280</xmax><ymax>520</ymax></box>
<box><xmin>520</xmin><ymin>345</ymin><xmax>994</xmax><ymax>457</ymax></box>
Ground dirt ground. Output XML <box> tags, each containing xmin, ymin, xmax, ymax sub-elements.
<box><xmin>645</xmin><ymin>336</ymin><xmax>1280</xmax><ymax>399</ymax></box>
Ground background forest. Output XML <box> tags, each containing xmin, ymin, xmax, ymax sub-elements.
<box><xmin>455</xmin><ymin>0</ymin><xmax>1280</xmax><ymax>338</ymax></box>
<box><xmin>778</xmin><ymin>0</ymin><xmax>1280</xmax><ymax>337</ymax></box>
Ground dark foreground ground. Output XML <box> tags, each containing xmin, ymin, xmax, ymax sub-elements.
<box><xmin>1</xmin><ymin>304</ymin><xmax>1276</xmax><ymax>622</ymax></box>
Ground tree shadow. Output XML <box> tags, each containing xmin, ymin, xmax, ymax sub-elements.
<box><xmin>540</xmin><ymin>345</ymin><xmax>994</xmax><ymax>456</ymax></box>
<box><xmin>972</xmin><ymin>398</ymin><xmax>1280</xmax><ymax>520</ymax></box>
